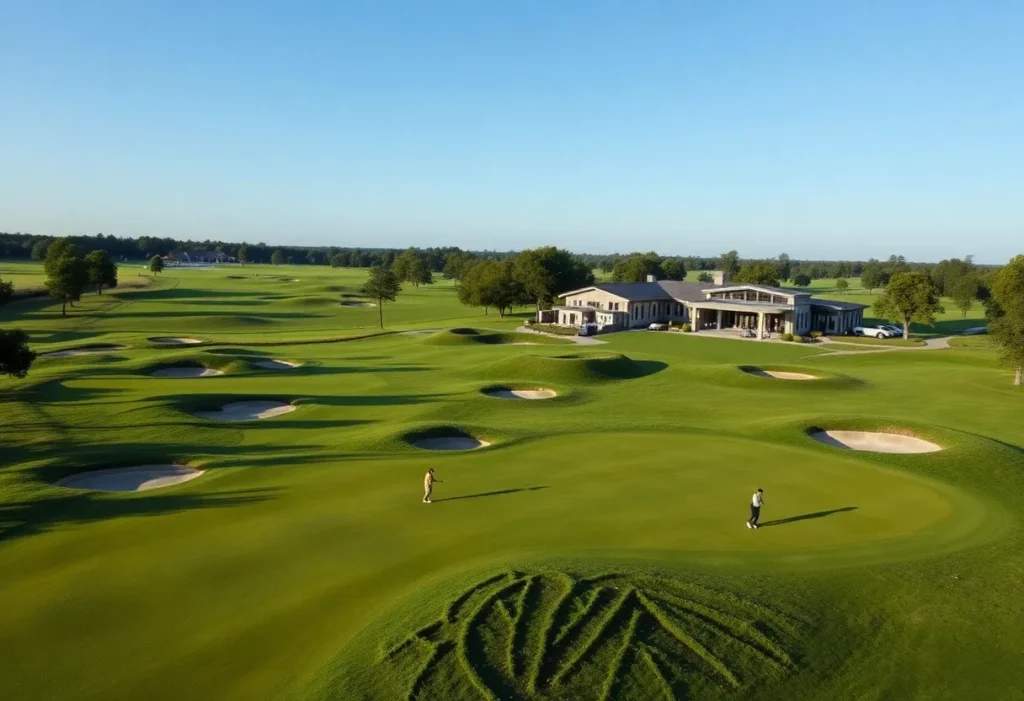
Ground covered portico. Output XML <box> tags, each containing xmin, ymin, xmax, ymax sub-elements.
<box><xmin>688</xmin><ymin>300</ymin><xmax>792</xmax><ymax>338</ymax></box>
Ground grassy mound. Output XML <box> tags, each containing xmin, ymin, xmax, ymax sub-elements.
<box><xmin>285</xmin><ymin>295</ymin><xmax>337</xmax><ymax>308</ymax></box>
<box><xmin>483</xmin><ymin>351</ymin><xmax>661</xmax><ymax>383</ymax></box>
<box><xmin>425</xmin><ymin>328</ymin><xmax>567</xmax><ymax>346</ymax></box>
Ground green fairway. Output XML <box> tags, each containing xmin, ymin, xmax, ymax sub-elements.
<box><xmin>1</xmin><ymin>262</ymin><xmax>1022</xmax><ymax>700</ymax></box>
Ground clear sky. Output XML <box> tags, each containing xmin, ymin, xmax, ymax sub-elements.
<box><xmin>1</xmin><ymin>1</ymin><xmax>1022</xmax><ymax>262</ymax></box>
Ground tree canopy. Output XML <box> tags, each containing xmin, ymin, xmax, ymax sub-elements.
<box><xmin>85</xmin><ymin>250</ymin><xmax>117</xmax><ymax>294</ymax></box>
<box><xmin>732</xmin><ymin>262</ymin><xmax>780</xmax><ymax>287</ymax></box>
<box><xmin>951</xmin><ymin>275</ymin><xmax>979</xmax><ymax>318</ymax></box>
<box><xmin>873</xmin><ymin>272</ymin><xmax>944</xmax><ymax>339</ymax></box>
<box><xmin>660</xmin><ymin>258</ymin><xmax>686</xmax><ymax>281</ymax></box>
<box><xmin>270</xmin><ymin>250</ymin><xmax>285</xmax><ymax>266</ymax></box>
<box><xmin>513</xmin><ymin>247</ymin><xmax>593</xmax><ymax>310</ymax></box>
<box><xmin>792</xmin><ymin>273</ymin><xmax>811</xmax><ymax>287</ymax></box>
<box><xmin>0</xmin><ymin>329</ymin><xmax>36</xmax><ymax>378</ymax></box>
<box><xmin>148</xmin><ymin>255</ymin><xmax>164</xmax><ymax>274</ymax></box>
<box><xmin>362</xmin><ymin>265</ymin><xmax>402</xmax><ymax>328</ymax></box>
<box><xmin>718</xmin><ymin>250</ymin><xmax>740</xmax><ymax>276</ymax></box>
<box><xmin>611</xmin><ymin>252</ymin><xmax>663</xmax><ymax>283</ymax></box>
<box><xmin>860</xmin><ymin>261</ymin><xmax>888</xmax><ymax>292</ymax></box>
<box><xmin>44</xmin><ymin>239</ymin><xmax>88</xmax><ymax>316</ymax></box>
<box><xmin>835</xmin><ymin>278</ymin><xmax>849</xmax><ymax>291</ymax></box>
<box><xmin>987</xmin><ymin>255</ymin><xmax>1024</xmax><ymax>385</ymax></box>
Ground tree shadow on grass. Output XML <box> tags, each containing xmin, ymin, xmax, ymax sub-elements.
<box><xmin>437</xmin><ymin>486</ymin><xmax>550</xmax><ymax>502</ymax></box>
<box><xmin>759</xmin><ymin>506</ymin><xmax>858</xmax><ymax>528</ymax></box>
<box><xmin>0</xmin><ymin>487</ymin><xmax>280</xmax><ymax>543</ymax></box>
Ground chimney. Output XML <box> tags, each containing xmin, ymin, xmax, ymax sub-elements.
<box><xmin>712</xmin><ymin>271</ymin><xmax>728</xmax><ymax>286</ymax></box>
<box><xmin>646</xmin><ymin>274</ymin><xmax>657</xmax><ymax>283</ymax></box>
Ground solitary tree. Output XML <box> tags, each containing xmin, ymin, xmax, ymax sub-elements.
<box><xmin>362</xmin><ymin>265</ymin><xmax>402</xmax><ymax>328</ymax></box>
<box><xmin>612</xmin><ymin>252</ymin><xmax>663</xmax><ymax>283</ymax></box>
<box><xmin>792</xmin><ymin>273</ymin><xmax>811</xmax><ymax>287</ymax></box>
<box><xmin>733</xmin><ymin>262</ymin><xmax>780</xmax><ymax>287</ymax></box>
<box><xmin>718</xmin><ymin>250</ymin><xmax>741</xmax><ymax>276</ymax></box>
<box><xmin>0</xmin><ymin>329</ymin><xmax>36</xmax><ymax>378</ymax></box>
<box><xmin>836</xmin><ymin>278</ymin><xmax>850</xmax><ymax>291</ymax></box>
<box><xmin>85</xmin><ymin>250</ymin><xmax>118</xmax><ymax>294</ymax></box>
<box><xmin>987</xmin><ymin>255</ymin><xmax>1024</xmax><ymax>385</ymax></box>
<box><xmin>46</xmin><ymin>256</ymin><xmax>88</xmax><ymax>316</ymax></box>
<box><xmin>873</xmin><ymin>272</ymin><xmax>944</xmax><ymax>339</ymax></box>
<box><xmin>951</xmin><ymin>275</ymin><xmax>979</xmax><ymax>318</ymax></box>
<box><xmin>860</xmin><ymin>261</ymin><xmax>887</xmax><ymax>292</ymax></box>
<box><xmin>148</xmin><ymin>255</ymin><xmax>164</xmax><ymax>274</ymax></box>
<box><xmin>660</xmin><ymin>258</ymin><xmax>686</xmax><ymax>281</ymax></box>
<box><xmin>270</xmin><ymin>250</ymin><xmax>285</xmax><ymax>266</ymax></box>
<box><xmin>237</xmin><ymin>244</ymin><xmax>249</xmax><ymax>267</ymax></box>
<box><xmin>697</xmin><ymin>271</ymin><xmax>714</xmax><ymax>283</ymax></box>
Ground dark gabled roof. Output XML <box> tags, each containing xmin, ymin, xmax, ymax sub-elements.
<box><xmin>810</xmin><ymin>298</ymin><xmax>869</xmax><ymax>311</ymax></box>
<box><xmin>593</xmin><ymin>282</ymin><xmax>675</xmax><ymax>301</ymax></box>
<box><xmin>711</xmin><ymin>283</ymin><xmax>809</xmax><ymax>296</ymax></box>
<box><xmin>656</xmin><ymin>280</ymin><xmax>719</xmax><ymax>302</ymax></box>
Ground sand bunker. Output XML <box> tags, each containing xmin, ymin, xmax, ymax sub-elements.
<box><xmin>412</xmin><ymin>436</ymin><xmax>491</xmax><ymax>451</ymax></box>
<box><xmin>810</xmin><ymin>430</ymin><xmax>942</xmax><ymax>454</ymax></box>
<box><xmin>743</xmin><ymin>368</ymin><xmax>818</xmax><ymax>381</ymax></box>
<box><xmin>254</xmin><ymin>359</ymin><xmax>302</xmax><ymax>370</ymax></box>
<box><xmin>152</xmin><ymin>366</ymin><xmax>223</xmax><ymax>378</ymax></box>
<box><xmin>150</xmin><ymin>337</ymin><xmax>203</xmax><ymax>345</ymax></box>
<box><xmin>57</xmin><ymin>465</ymin><xmax>203</xmax><ymax>492</ymax></box>
<box><xmin>340</xmin><ymin>301</ymin><xmax>376</xmax><ymax>307</ymax></box>
<box><xmin>484</xmin><ymin>387</ymin><xmax>557</xmax><ymax>400</ymax></box>
<box><xmin>195</xmin><ymin>401</ymin><xmax>296</xmax><ymax>421</ymax></box>
<box><xmin>42</xmin><ymin>344</ymin><xmax>127</xmax><ymax>358</ymax></box>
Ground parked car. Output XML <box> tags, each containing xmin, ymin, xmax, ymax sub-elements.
<box><xmin>853</xmin><ymin>324</ymin><xmax>898</xmax><ymax>339</ymax></box>
<box><xmin>647</xmin><ymin>323</ymin><xmax>669</xmax><ymax>331</ymax></box>
<box><xmin>881</xmin><ymin>324</ymin><xmax>904</xmax><ymax>337</ymax></box>
<box><xmin>578</xmin><ymin>323</ymin><xmax>598</xmax><ymax>337</ymax></box>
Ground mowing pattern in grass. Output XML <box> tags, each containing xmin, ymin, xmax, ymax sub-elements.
<box><xmin>377</xmin><ymin>571</ymin><xmax>797</xmax><ymax>701</ymax></box>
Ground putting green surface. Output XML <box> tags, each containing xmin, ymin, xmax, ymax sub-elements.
<box><xmin>0</xmin><ymin>263</ymin><xmax>1022</xmax><ymax>700</ymax></box>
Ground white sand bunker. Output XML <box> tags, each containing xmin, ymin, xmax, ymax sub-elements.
<box><xmin>340</xmin><ymin>301</ymin><xmax>376</xmax><ymax>307</ymax></box>
<box><xmin>57</xmin><ymin>465</ymin><xmax>203</xmax><ymax>492</ymax></box>
<box><xmin>485</xmin><ymin>387</ymin><xmax>557</xmax><ymax>400</ymax></box>
<box><xmin>743</xmin><ymin>368</ymin><xmax>818</xmax><ymax>381</ymax></box>
<box><xmin>42</xmin><ymin>344</ymin><xmax>127</xmax><ymax>357</ymax></box>
<box><xmin>412</xmin><ymin>436</ymin><xmax>491</xmax><ymax>451</ymax></box>
<box><xmin>254</xmin><ymin>359</ymin><xmax>302</xmax><ymax>370</ymax></box>
<box><xmin>810</xmin><ymin>430</ymin><xmax>942</xmax><ymax>454</ymax></box>
<box><xmin>151</xmin><ymin>366</ymin><xmax>224</xmax><ymax>378</ymax></box>
<box><xmin>195</xmin><ymin>401</ymin><xmax>296</xmax><ymax>421</ymax></box>
<box><xmin>150</xmin><ymin>337</ymin><xmax>203</xmax><ymax>345</ymax></box>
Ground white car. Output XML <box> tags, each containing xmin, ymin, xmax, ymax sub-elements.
<box><xmin>854</xmin><ymin>324</ymin><xmax>897</xmax><ymax>339</ymax></box>
<box><xmin>648</xmin><ymin>323</ymin><xmax>669</xmax><ymax>331</ymax></box>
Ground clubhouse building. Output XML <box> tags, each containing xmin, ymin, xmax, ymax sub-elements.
<box><xmin>542</xmin><ymin>274</ymin><xmax>867</xmax><ymax>337</ymax></box>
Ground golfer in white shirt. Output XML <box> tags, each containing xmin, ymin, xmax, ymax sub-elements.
<box><xmin>747</xmin><ymin>489</ymin><xmax>764</xmax><ymax>529</ymax></box>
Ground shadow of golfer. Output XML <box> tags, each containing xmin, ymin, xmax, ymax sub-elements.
<box><xmin>439</xmin><ymin>486</ymin><xmax>550</xmax><ymax>502</ymax></box>
<box><xmin>759</xmin><ymin>506</ymin><xmax>858</xmax><ymax>527</ymax></box>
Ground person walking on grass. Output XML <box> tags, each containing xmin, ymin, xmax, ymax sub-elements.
<box><xmin>423</xmin><ymin>468</ymin><xmax>440</xmax><ymax>504</ymax></box>
<box><xmin>747</xmin><ymin>488</ymin><xmax>764</xmax><ymax>529</ymax></box>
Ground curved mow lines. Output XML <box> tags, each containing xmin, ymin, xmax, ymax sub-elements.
<box><xmin>380</xmin><ymin>571</ymin><xmax>799</xmax><ymax>700</ymax></box>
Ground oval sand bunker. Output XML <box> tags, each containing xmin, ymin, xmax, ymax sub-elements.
<box><xmin>150</xmin><ymin>337</ymin><xmax>204</xmax><ymax>345</ymax></box>
<box><xmin>412</xmin><ymin>436</ymin><xmax>491</xmax><ymax>451</ymax></box>
<box><xmin>254</xmin><ymin>359</ymin><xmax>302</xmax><ymax>370</ymax></box>
<box><xmin>195</xmin><ymin>401</ymin><xmax>296</xmax><ymax>421</ymax></box>
<box><xmin>484</xmin><ymin>387</ymin><xmax>557</xmax><ymax>400</ymax></box>
<box><xmin>42</xmin><ymin>344</ymin><xmax>127</xmax><ymax>358</ymax></box>
<box><xmin>743</xmin><ymin>367</ymin><xmax>818</xmax><ymax>380</ymax></box>
<box><xmin>58</xmin><ymin>465</ymin><xmax>203</xmax><ymax>492</ymax></box>
<box><xmin>152</xmin><ymin>366</ymin><xmax>224</xmax><ymax>378</ymax></box>
<box><xmin>340</xmin><ymin>301</ymin><xmax>376</xmax><ymax>307</ymax></box>
<box><xmin>810</xmin><ymin>430</ymin><xmax>942</xmax><ymax>454</ymax></box>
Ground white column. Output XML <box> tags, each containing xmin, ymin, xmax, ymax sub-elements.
<box><xmin>757</xmin><ymin>312</ymin><xmax>765</xmax><ymax>339</ymax></box>
<box><xmin>716</xmin><ymin>309</ymin><xmax>723</xmax><ymax>330</ymax></box>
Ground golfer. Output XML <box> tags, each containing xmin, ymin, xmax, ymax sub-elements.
<box><xmin>423</xmin><ymin>468</ymin><xmax>439</xmax><ymax>504</ymax></box>
<box><xmin>747</xmin><ymin>488</ymin><xmax>764</xmax><ymax>529</ymax></box>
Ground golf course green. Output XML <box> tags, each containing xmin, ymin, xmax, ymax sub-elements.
<box><xmin>0</xmin><ymin>264</ymin><xmax>1021</xmax><ymax>700</ymax></box>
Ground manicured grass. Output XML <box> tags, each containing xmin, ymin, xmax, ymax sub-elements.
<box><xmin>826</xmin><ymin>334</ymin><xmax>926</xmax><ymax>347</ymax></box>
<box><xmin>0</xmin><ymin>265</ymin><xmax>1022</xmax><ymax>700</ymax></box>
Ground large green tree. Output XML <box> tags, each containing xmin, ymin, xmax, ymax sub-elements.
<box><xmin>148</xmin><ymin>255</ymin><xmax>164</xmax><ymax>274</ymax></box>
<box><xmin>873</xmin><ymin>272</ymin><xmax>944</xmax><ymax>339</ymax></box>
<box><xmin>458</xmin><ymin>259</ymin><xmax>524</xmax><ymax>317</ymax></box>
<box><xmin>776</xmin><ymin>253</ymin><xmax>792</xmax><ymax>282</ymax></box>
<box><xmin>860</xmin><ymin>261</ymin><xmax>888</xmax><ymax>292</ymax></box>
<box><xmin>0</xmin><ymin>329</ymin><xmax>36</xmax><ymax>378</ymax></box>
<box><xmin>660</xmin><ymin>258</ymin><xmax>686</xmax><ymax>281</ymax></box>
<box><xmin>835</xmin><ymin>278</ymin><xmax>850</xmax><ymax>291</ymax></box>
<box><xmin>951</xmin><ymin>275</ymin><xmax>979</xmax><ymax>318</ymax></box>
<box><xmin>44</xmin><ymin>239</ymin><xmax>88</xmax><ymax>316</ymax></box>
<box><xmin>513</xmin><ymin>247</ymin><xmax>593</xmax><ymax>310</ymax></box>
<box><xmin>85</xmin><ymin>250</ymin><xmax>118</xmax><ymax>294</ymax></box>
<box><xmin>270</xmin><ymin>250</ymin><xmax>285</xmax><ymax>266</ymax></box>
<box><xmin>987</xmin><ymin>255</ymin><xmax>1024</xmax><ymax>385</ymax></box>
<box><xmin>733</xmin><ymin>262</ymin><xmax>780</xmax><ymax>287</ymax></box>
<box><xmin>362</xmin><ymin>265</ymin><xmax>402</xmax><ymax>328</ymax></box>
<box><xmin>611</xmin><ymin>252</ymin><xmax>663</xmax><ymax>283</ymax></box>
<box><xmin>718</xmin><ymin>250</ymin><xmax>740</xmax><ymax>276</ymax></box>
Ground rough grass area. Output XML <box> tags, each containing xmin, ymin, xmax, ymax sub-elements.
<box><xmin>0</xmin><ymin>262</ymin><xmax>1022</xmax><ymax>700</ymax></box>
<box><xmin>829</xmin><ymin>335</ymin><xmax>926</xmax><ymax>347</ymax></box>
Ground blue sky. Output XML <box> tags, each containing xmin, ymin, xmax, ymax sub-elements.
<box><xmin>1</xmin><ymin>1</ymin><xmax>1022</xmax><ymax>262</ymax></box>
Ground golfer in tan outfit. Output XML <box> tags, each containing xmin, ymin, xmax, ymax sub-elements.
<box><xmin>423</xmin><ymin>468</ymin><xmax>438</xmax><ymax>503</ymax></box>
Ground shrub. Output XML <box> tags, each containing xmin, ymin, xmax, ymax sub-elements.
<box><xmin>681</xmin><ymin>323</ymin><xmax>692</xmax><ymax>333</ymax></box>
<box><xmin>792</xmin><ymin>335</ymin><xmax>807</xmax><ymax>343</ymax></box>
<box><xmin>780</xmin><ymin>332</ymin><xmax>794</xmax><ymax>342</ymax></box>
<box><xmin>809</xmin><ymin>330</ymin><xmax>823</xmax><ymax>339</ymax></box>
